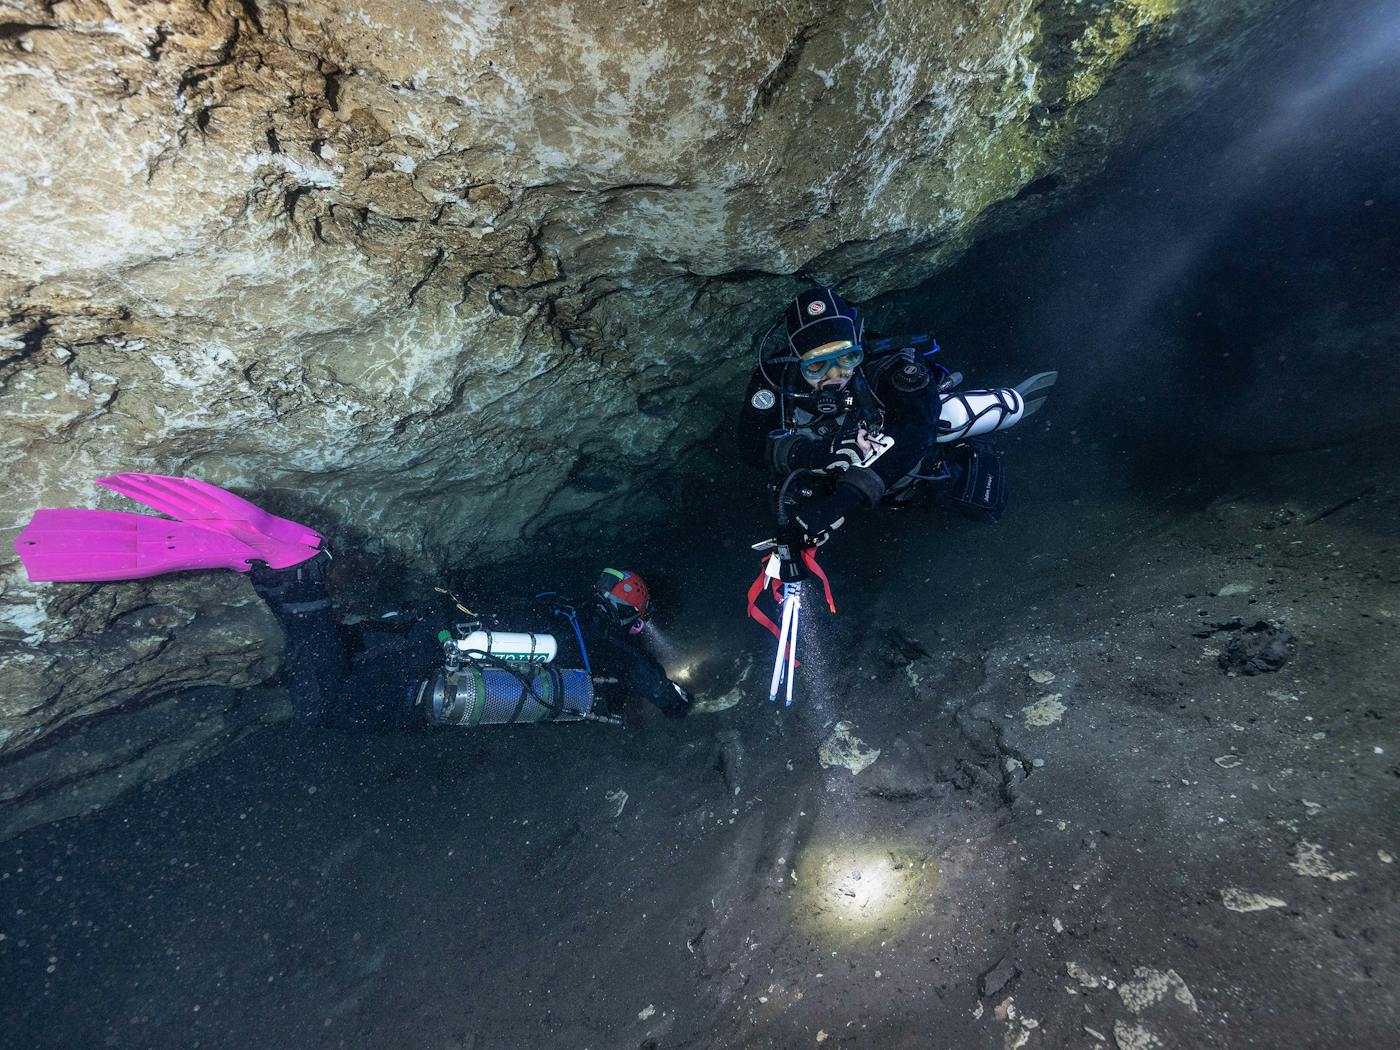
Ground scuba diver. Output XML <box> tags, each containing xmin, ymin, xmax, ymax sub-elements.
<box><xmin>740</xmin><ymin>286</ymin><xmax>1057</xmax><ymax>557</ymax></box>
<box><xmin>14</xmin><ymin>473</ymin><xmax>692</xmax><ymax>729</ymax></box>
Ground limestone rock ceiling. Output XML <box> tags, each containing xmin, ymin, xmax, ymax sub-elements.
<box><xmin>0</xmin><ymin>0</ymin><xmax>1285</xmax><ymax>766</ymax></box>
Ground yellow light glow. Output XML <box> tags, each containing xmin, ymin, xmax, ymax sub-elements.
<box><xmin>792</xmin><ymin>841</ymin><xmax>936</xmax><ymax>943</ymax></box>
<box><xmin>829</xmin><ymin>856</ymin><xmax>898</xmax><ymax>916</ymax></box>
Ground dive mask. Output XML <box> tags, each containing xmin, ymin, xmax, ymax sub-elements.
<box><xmin>799</xmin><ymin>342</ymin><xmax>864</xmax><ymax>379</ymax></box>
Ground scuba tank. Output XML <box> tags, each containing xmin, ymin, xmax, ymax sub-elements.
<box><xmin>450</xmin><ymin>628</ymin><xmax>557</xmax><ymax>664</ymax></box>
<box><xmin>415</xmin><ymin>664</ymin><xmax>598</xmax><ymax>726</ymax></box>
<box><xmin>410</xmin><ymin>618</ymin><xmax>617</xmax><ymax>727</ymax></box>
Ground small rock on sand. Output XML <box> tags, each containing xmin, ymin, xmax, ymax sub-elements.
<box><xmin>1117</xmin><ymin>967</ymin><xmax>1198</xmax><ymax>1014</ymax></box>
<box><xmin>1066</xmin><ymin>961</ymin><xmax>1100</xmax><ymax>988</ymax></box>
<box><xmin>1290</xmin><ymin>840</ymin><xmax>1356</xmax><ymax>881</ymax></box>
<box><xmin>979</xmin><ymin>956</ymin><xmax>1020</xmax><ymax>998</ymax></box>
<box><xmin>1221</xmin><ymin>887</ymin><xmax>1287</xmax><ymax>912</ymax></box>
<box><xmin>1113</xmin><ymin>1020</ymin><xmax>1162</xmax><ymax>1050</ymax></box>
<box><xmin>818</xmin><ymin>722</ymin><xmax>881</xmax><ymax>775</ymax></box>
<box><xmin>1022</xmin><ymin>695</ymin><xmax>1067</xmax><ymax>727</ymax></box>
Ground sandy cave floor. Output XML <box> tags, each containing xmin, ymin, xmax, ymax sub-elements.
<box><xmin>2</xmin><ymin>436</ymin><xmax>1398</xmax><ymax>1050</ymax></box>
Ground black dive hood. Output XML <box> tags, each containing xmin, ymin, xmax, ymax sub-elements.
<box><xmin>756</xmin><ymin>287</ymin><xmax>866</xmax><ymax>391</ymax></box>
<box><xmin>784</xmin><ymin>287</ymin><xmax>864</xmax><ymax>356</ymax></box>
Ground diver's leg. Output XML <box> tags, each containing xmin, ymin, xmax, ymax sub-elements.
<box><xmin>931</xmin><ymin>440</ymin><xmax>1009</xmax><ymax>522</ymax></box>
<box><xmin>248</xmin><ymin>552</ymin><xmax>348</xmax><ymax>726</ymax></box>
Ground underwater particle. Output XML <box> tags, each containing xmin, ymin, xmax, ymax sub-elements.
<box><xmin>817</xmin><ymin>722</ymin><xmax>881</xmax><ymax>775</ymax></box>
<box><xmin>1022</xmin><ymin>695</ymin><xmax>1067</xmax><ymax>727</ymax></box>
<box><xmin>1290</xmin><ymin>840</ymin><xmax>1356</xmax><ymax>881</ymax></box>
<box><xmin>817</xmin><ymin>1031</ymin><xmax>828</xmax><ymax>1043</ymax></box>
<box><xmin>1221</xmin><ymin>888</ymin><xmax>1287</xmax><ymax>912</ymax></box>
<box><xmin>1380</xmin><ymin>851</ymin><xmax>1395</xmax><ymax>864</ymax></box>
<box><xmin>1213</xmin><ymin>755</ymin><xmax>1243</xmax><ymax>769</ymax></box>
<box><xmin>605</xmin><ymin>789</ymin><xmax>628</xmax><ymax>818</ymax></box>
<box><xmin>638</xmin><ymin>1004</ymin><xmax>656</xmax><ymax>1020</ymax></box>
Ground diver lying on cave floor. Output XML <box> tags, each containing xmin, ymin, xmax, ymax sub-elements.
<box><xmin>740</xmin><ymin>286</ymin><xmax>1057</xmax><ymax>560</ymax></box>
<box><xmin>14</xmin><ymin>473</ymin><xmax>691</xmax><ymax>729</ymax></box>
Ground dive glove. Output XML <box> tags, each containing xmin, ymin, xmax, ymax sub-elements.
<box><xmin>821</xmin><ymin>427</ymin><xmax>893</xmax><ymax>472</ymax></box>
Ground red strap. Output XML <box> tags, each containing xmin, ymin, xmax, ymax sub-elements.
<box><xmin>746</xmin><ymin>561</ymin><xmax>782</xmax><ymax>638</ymax></box>
<box><xmin>747</xmin><ymin>550</ymin><xmax>837</xmax><ymax>637</ymax></box>
<box><xmin>801</xmin><ymin>547</ymin><xmax>837</xmax><ymax>613</ymax></box>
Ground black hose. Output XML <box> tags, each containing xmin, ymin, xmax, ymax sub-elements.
<box><xmin>775</xmin><ymin>467</ymin><xmax>816</xmax><ymax>527</ymax></box>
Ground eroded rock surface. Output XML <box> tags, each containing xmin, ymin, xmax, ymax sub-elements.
<box><xmin>1</xmin><ymin>0</ymin><xmax>1290</xmax><ymax>812</ymax></box>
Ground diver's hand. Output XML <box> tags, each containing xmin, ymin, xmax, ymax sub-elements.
<box><xmin>825</xmin><ymin>426</ymin><xmax>876</xmax><ymax>470</ymax></box>
<box><xmin>775</xmin><ymin>522</ymin><xmax>807</xmax><ymax>555</ymax></box>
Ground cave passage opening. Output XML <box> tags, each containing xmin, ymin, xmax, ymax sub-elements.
<box><xmin>3</xmin><ymin>3</ymin><xmax>1400</xmax><ymax>1048</ymax></box>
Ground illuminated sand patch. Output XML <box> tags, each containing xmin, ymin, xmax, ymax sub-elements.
<box><xmin>791</xmin><ymin>839</ymin><xmax>937</xmax><ymax>942</ymax></box>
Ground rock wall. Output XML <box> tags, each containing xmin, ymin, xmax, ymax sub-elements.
<box><xmin>0</xmin><ymin>0</ymin><xmax>1292</xmax><ymax>822</ymax></box>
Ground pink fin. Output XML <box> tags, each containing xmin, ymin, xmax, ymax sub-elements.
<box><xmin>14</xmin><ymin>509</ymin><xmax>263</xmax><ymax>582</ymax></box>
<box><xmin>97</xmin><ymin>473</ymin><xmax>323</xmax><ymax>569</ymax></box>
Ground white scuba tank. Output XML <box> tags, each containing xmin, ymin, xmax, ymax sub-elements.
<box><xmin>935</xmin><ymin>372</ymin><xmax>1057</xmax><ymax>443</ymax></box>
<box><xmin>936</xmin><ymin>388</ymin><xmax>1025</xmax><ymax>443</ymax></box>
<box><xmin>452</xmin><ymin>629</ymin><xmax>558</xmax><ymax>664</ymax></box>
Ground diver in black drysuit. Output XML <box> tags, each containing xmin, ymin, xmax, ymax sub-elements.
<box><xmin>739</xmin><ymin>287</ymin><xmax>1057</xmax><ymax>547</ymax></box>
<box><xmin>248</xmin><ymin>556</ymin><xmax>690</xmax><ymax>728</ymax></box>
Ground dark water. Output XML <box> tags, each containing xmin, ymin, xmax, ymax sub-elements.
<box><xmin>5</xmin><ymin>2</ymin><xmax>1400</xmax><ymax>1047</ymax></box>
<box><xmin>874</xmin><ymin>0</ymin><xmax>1400</xmax><ymax>470</ymax></box>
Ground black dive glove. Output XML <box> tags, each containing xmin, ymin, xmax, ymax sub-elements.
<box><xmin>771</xmin><ymin>428</ymin><xmax>881</xmax><ymax>475</ymax></box>
<box><xmin>790</xmin><ymin>467</ymin><xmax>887</xmax><ymax>538</ymax></box>
<box><xmin>823</xmin><ymin>429</ymin><xmax>875</xmax><ymax>471</ymax></box>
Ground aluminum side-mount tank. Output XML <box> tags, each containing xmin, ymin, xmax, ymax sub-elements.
<box><xmin>419</xmin><ymin>665</ymin><xmax>595</xmax><ymax>726</ymax></box>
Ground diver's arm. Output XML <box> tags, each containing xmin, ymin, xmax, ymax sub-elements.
<box><xmin>789</xmin><ymin>466</ymin><xmax>886</xmax><ymax>539</ymax></box>
<box><xmin>740</xmin><ymin>369</ymin><xmax>835</xmax><ymax>475</ymax></box>
<box><xmin>610</xmin><ymin>636</ymin><xmax>691</xmax><ymax>718</ymax></box>
<box><xmin>739</xmin><ymin>370</ymin><xmax>778</xmax><ymax>471</ymax></box>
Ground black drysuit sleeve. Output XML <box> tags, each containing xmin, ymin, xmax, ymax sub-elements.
<box><xmin>585</xmin><ymin>610</ymin><xmax>691</xmax><ymax>718</ymax></box>
<box><xmin>739</xmin><ymin>369</ymin><xmax>781</xmax><ymax>472</ymax></box>
<box><xmin>788</xmin><ymin>385</ymin><xmax>946</xmax><ymax>537</ymax></box>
